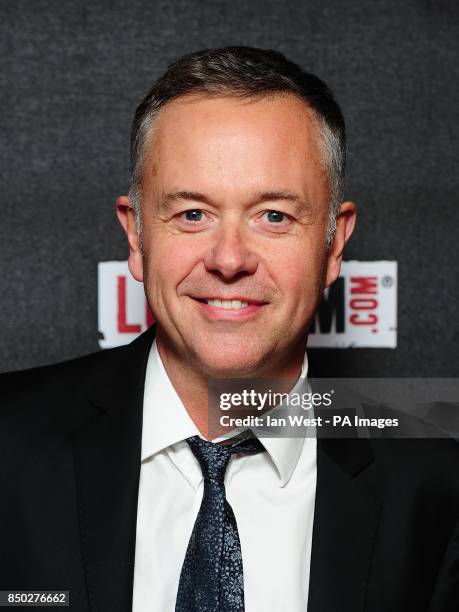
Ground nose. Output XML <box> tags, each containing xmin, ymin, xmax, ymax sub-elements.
<box><xmin>203</xmin><ymin>222</ymin><xmax>258</xmax><ymax>280</ymax></box>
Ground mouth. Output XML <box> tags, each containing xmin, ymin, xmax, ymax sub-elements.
<box><xmin>189</xmin><ymin>296</ymin><xmax>269</xmax><ymax>318</ymax></box>
<box><xmin>194</xmin><ymin>296</ymin><xmax>265</xmax><ymax>308</ymax></box>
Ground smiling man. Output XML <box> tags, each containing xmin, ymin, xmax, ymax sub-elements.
<box><xmin>1</xmin><ymin>47</ymin><xmax>459</xmax><ymax>612</ymax></box>
<box><xmin>116</xmin><ymin>86</ymin><xmax>355</xmax><ymax>435</ymax></box>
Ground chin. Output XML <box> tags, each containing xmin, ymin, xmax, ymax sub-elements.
<box><xmin>193</xmin><ymin>348</ymin><xmax>267</xmax><ymax>379</ymax></box>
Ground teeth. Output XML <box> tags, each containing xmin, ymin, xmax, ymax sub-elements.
<box><xmin>207</xmin><ymin>299</ymin><xmax>249</xmax><ymax>309</ymax></box>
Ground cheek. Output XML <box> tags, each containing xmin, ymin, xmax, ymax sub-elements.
<box><xmin>143</xmin><ymin>233</ymin><xmax>202</xmax><ymax>288</ymax></box>
<box><xmin>270</xmin><ymin>243</ymin><xmax>324</xmax><ymax>291</ymax></box>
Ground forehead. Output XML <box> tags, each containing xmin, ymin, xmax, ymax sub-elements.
<box><xmin>141</xmin><ymin>93</ymin><xmax>328</xmax><ymax>202</ymax></box>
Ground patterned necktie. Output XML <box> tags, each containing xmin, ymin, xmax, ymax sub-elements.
<box><xmin>175</xmin><ymin>434</ymin><xmax>266</xmax><ymax>612</ymax></box>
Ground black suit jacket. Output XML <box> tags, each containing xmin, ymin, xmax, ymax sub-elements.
<box><xmin>1</xmin><ymin>326</ymin><xmax>459</xmax><ymax>612</ymax></box>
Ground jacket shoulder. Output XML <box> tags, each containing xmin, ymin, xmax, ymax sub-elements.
<box><xmin>363</xmin><ymin>436</ymin><xmax>459</xmax><ymax>522</ymax></box>
<box><xmin>0</xmin><ymin>346</ymin><xmax>134</xmax><ymax>441</ymax></box>
<box><xmin>0</xmin><ymin>346</ymin><xmax>127</xmax><ymax>404</ymax></box>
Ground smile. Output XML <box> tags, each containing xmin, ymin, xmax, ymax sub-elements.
<box><xmin>190</xmin><ymin>296</ymin><xmax>268</xmax><ymax>319</ymax></box>
<box><xmin>206</xmin><ymin>299</ymin><xmax>249</xmax><ymax>309</ymax></box>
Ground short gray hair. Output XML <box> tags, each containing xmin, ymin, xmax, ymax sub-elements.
<box><xmin>128</xmin><ymin>47</ymin><xmax>346</xmax><ymax>248</ymax></box>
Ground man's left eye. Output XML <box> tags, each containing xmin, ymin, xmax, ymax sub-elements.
<box><xmin>265</xmin><ymin>210</ymin><xmax>286</xmax><ymax>223</ymax></box>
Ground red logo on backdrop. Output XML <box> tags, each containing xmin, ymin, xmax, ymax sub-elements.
<box><xmin>117</xmin><ymin>276</ymin><xmax>154</xmax><ymax>333</ymax></box>
<box><xmin>98</xmin><ymin>261</ymin><xmax>397</xmax><ymax>349</ymax></box>
<box><xmin>349</xmin><ymin>276</ymin><xmax>378</xmax><ymax>330</ymax></box>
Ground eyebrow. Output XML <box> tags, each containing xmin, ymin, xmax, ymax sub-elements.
<box><xmin>159</xmin><ymin>190</ymin><xmax>312</xmax><ymax>214</ymax></box>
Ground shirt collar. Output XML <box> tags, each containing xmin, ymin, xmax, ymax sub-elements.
<box><xmin>248</xmin><ymin>354</ymin><xmax>310</xmax><ymax>487</ymax></box>
<box><xmin>141</xmin><ymin>339</ymin><xmax>200</xmax><ymax>461</ymax></box>
<box><xmin>141</xmin><ymin>339</ymin><xmax>310</xmax><ymax>487</ymax></box>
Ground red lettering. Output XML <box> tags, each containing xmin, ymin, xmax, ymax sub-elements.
<box><xmin>350</xmin><ymin>276</ymin><xmax>377</xmax><ymax>294</ymax></box>
<box><xmin>350</xmin><ymin>298</ymin><xmax>378</xmax><ymax>310</ymax></box>
<box><xmin>117</xmin><ymin>276</ymin><xmax>141</xmax><ymax>333</ymax></box>
<box><xmin>350</xmin><ymin>314</ymin><xmax>378</xmax><ymax>325</ymax></box>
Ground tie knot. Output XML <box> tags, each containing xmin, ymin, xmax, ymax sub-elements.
<box><xmin>186</xmin><ymin>435</ymin><xmax>265</xmax><ymax>481</ymax></box>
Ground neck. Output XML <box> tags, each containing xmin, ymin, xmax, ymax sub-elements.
<box><xmin>155</xmin><ymin>328</ymin><xmax>307</xmax><ymax>439</ymax></box>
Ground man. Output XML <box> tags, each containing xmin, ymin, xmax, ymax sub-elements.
<box><xmin>1</xmin><ymin>47</ymin><xmax>458</xmax><ymax>612</ymax></box>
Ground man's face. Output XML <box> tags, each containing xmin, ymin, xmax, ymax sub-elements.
<box><xmin>118</xmin><ymin>93</ymin><xmax>354</xmax><ymax>378</ymax></box>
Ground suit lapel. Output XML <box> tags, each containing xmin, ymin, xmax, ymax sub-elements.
<box><xmin>307</xmin><ymin>436</ymin><xmax>381</xmax><ymax>612</ymax></box>
<box><xmin>72</xmin><ymin>326</ymin><xmax>156</xmax><ymax>612</ymax></box>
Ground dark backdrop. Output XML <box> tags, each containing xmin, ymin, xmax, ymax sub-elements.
<box><xmin>1</xmin><ymin>0</ymin><xmax>458</xmax><ymax>376</ymax></box>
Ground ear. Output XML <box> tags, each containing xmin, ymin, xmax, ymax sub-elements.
<box><xmin>115</xmin><ymin>195</ymin><xmax>144</xmax><ymax>282</ymax></box>
<box><xmin>324</xmin><ymin>201</ymin><xmax>357</xmax><ymax>288</ymax></box>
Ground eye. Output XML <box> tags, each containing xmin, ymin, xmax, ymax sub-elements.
<box><xmin>175</xmin><ymin>208</ymin><xmax>213</xmax><ymax>232</ymax></box>
<box><xmin>183</xmin><ymin>209</ymin><xmax>204</xmax><ymax>222</ymax></box>
<box><xmin>265</xmin><ymin>210</ymin><xmax>286</xmax><ymax>223</ymax></box>
<box><xmin>256</xmin><ymin>209</ymin><xmax>294</xmax><ymax>234</ymax></box>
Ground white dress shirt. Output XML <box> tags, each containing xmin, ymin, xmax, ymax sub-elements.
<box><xmin>132</xmin><ymin>339</ymin><xmax>317</xmax><ymax>612</ymax></box>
